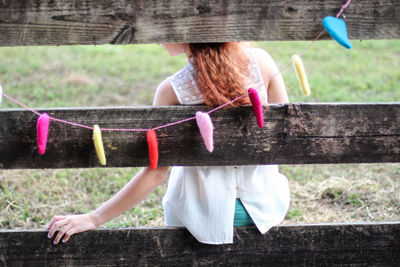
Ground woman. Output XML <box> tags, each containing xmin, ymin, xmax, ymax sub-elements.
<box><xmin>47</xmin><ymin>42</ymin><xmax>290</xmax><ymax>245</ymax></box>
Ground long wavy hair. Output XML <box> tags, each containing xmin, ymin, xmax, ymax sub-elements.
<box><xmin>188</xmin><ymin>42</ymin><xmax>250</xmax><ymax>107</ymax></box>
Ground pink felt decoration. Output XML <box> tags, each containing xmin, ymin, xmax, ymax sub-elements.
<box><xmin>196</xmin><ymin>111</ymin><xmax>214</xmax><ymax>152</ymax></box>
<box><xmin>248</xmin><ymin>88</ymin><xmax>263</xmax><ymax>128</ymax></box>
<box><xmin>37</xmin><ymin>113</ymin><xmax>50</xmax><ymax>155</ymax></box>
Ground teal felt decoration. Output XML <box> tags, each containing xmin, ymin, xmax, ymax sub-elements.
<box><xmin>323</xmin><ymin>16</ymin><xmax>352</xmax><ymax>49</ymax></box>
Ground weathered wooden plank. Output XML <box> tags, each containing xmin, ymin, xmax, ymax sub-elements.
<box><xmin>1</xmin><ymin>222</ymin><xmax>399</xmax><ymax>266</ymax></box>
<box><xmin>0</xmin><ymin>0</ymin><xmax>399</xmax><ymax>46</ymax></box>
<box><xmin>0</xmin><ymin>103</ymin><xmax>399</xmax><ymax>169</ymax></box>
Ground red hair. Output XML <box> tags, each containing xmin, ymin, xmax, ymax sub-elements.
<box><xmin>188</xmin><ymin>42</ymin><xmax>250</xmax><ymax>107</ymax></box>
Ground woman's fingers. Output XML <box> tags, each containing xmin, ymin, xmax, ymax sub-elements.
<box><xmin>48</xmin><ymin>218</ymin><xmax>68</xmax><ymax>239</ymax></box>
<box><xmin>53</xmin><ymin>224</ymin><xmax>73</xmax><ymax>245</ymax></box>
<box><xmin>47</xmin><ymin>214</ymin><xmax>95</xmax><ymax>244</ymax></box>
<box><xmin>62</xmin><ymin>228</ymin><xmax>75</xmax><ymax>243</ymax></box>
<box><xmin>46</xmin><ymin>215</ymin><xmax>66</xmax><ymax>230</ymax></box>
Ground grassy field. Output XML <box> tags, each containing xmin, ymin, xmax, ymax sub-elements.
<box><xmin>1</xmin><ymin>40</ymin><xmax>399</xmax><ymax>229</ymax></box>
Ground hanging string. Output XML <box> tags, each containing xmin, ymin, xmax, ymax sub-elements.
<box><xmin>2</xmin><ymin>93</ymin><xmax>42</xmax><ymax>116</ymax></box>
<box><xmin>337</xmin><ymin>0</ymin><xmax>353</xmax><ymax>18</ymax></box>
<box><xmin>152</xmin><ymin>115</ymin><xmax>197</xmax><ymax>131</ymax></box>
<box><xmin>206</xmin><ymin>94</ymin><xmax>248</xmax><ymax>114</ymax></box>
<box><xmin>0</xmin><ymin>0</ymin><xmax>354</xmax><ymax>132</ymax></box>
<box><xmin>101</xmin><ymin>127</ymin><xmax>149</xmax><ymax>132</ymax></box>
<box><xmin>49</xmin><ymin>117</ymin><xmax>94</xmax><ymax>130</ymax></box>
<box><xmin>1</xmin><ymin>89</ymin><xmax>255</xmax><ymax>132</ymax></box>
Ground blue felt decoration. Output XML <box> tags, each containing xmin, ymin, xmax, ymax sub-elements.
<box><xmin>323</xmin><ymin>16</ymin><xmax>352</xmax><ymax>49</ymax></box>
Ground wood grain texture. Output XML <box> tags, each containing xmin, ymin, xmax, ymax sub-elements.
<box><xmin>0</xmin><ymin>0</ymin><xmax>399</xmax><ymax>46</ymax></box>
<box><xmin>0</xmin><ymin>103</ymin><xmax>399</xmax><ymax>169</ymax></box>
<box><xmin>1</xmin><ymin>222</ymin><xmax>399</xmax><ymax>266</ymax></box>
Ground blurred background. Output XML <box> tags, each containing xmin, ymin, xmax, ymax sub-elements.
<box><xmin>0</xmin><ymin>40</ymin><xmax>399</xmax><ymax>229</ymax></box>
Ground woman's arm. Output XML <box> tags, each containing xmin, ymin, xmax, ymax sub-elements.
<box><xmin>47</xmin><ymin>79</ymin><xmax>179</xmax><ymax>244</ymax></box>
<box><xmin>90</xmin><ymin>79</ymin><xmax>179</xmax><ymax>225</ymax></box>
<box><xmin>250</xmin><ymin>48</ymin><xmax>289</xmax><ymax>104</ymax></box>
<box><xmin>47</xmin><ymin>166</ymin><xmax>169</xmax><ymax>244</ymax></box>
<box><xmin>90</xmin><ymin>167</ymin><xmax>169</xmax><ymax>226</ymax></box>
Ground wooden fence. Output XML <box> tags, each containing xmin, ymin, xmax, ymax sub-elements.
<box><xmin>0</xmin><ymin>0</ymin><xmax>400</xmax><ymax>265</ymax></box>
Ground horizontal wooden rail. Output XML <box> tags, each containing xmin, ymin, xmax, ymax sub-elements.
<box><xmin>1</xmin><ymin>222</ymin><xmax>399</xmax><ymax>266</ymax></box>
<box><xmin>0</xmin><ymin>103</ymin><xmax>399</xmax><ymax>169</ymax></box>
<box><xmin>0</xmin><ymin>0</ymin><xmax>399</xmax><ymax>46</ymax></box>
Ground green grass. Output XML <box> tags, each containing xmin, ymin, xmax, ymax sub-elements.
<box><xmin>1</xmin><ymin>168</ymin><xmax>165</xmax><ymax>228</ymax></box>
<box><xmin>0</xmin><ymin>44</ymin><xmax>187</xmax><ymax>107</ymax></box>
<box><xmin>1</xmin><ymin>40</ymin><xmax>399</xmax><ymax>229</ymax></box>
<box><xmin>1</xmin><ymin>40</ymin><xmax>399</xmax><ymax>109</ymax></box>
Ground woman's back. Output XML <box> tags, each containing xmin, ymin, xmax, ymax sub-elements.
<box><xmin>162</xmin><ymin>47</ymin><xmax>290</xmax><ymax>244</ymax></box>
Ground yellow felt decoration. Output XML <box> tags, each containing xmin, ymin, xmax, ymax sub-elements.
<box><xmin>292</xmin><ymin>55</ymin><xmax>311</xmax><ymax>96</ymax></box>
<box><xmin>93</xmin><ymin>125</ymin><xmax>106</xmax><ymax>166</ymax></box>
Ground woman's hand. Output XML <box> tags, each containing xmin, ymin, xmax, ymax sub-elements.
<box><xmin>47</xmin><ymin>213</ymin><xmax>97</xmax><ymax>244</ymax></box>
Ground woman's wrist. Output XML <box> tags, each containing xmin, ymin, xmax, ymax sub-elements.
<box><xmin>88</xmin><ymin>211</ymin><xmax>100</xmax><ymax>229</ymax></box>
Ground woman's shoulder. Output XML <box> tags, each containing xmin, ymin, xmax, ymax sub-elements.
<box><xmin>246</xmin><ymin>46</ymin><xmax>289</xmax><ymax>104</ymax></box>
<box><xmin>245</xmin><ymin>47</ymin><xmax>284</xmax><ymax>92</ymax></box>
<box><xmin>153</xmin><ymin>78</ymin><xmax>180</xmax><ymax>106</ymax></box>
<box><xmin>245</xmin><ymin>47</ymin><xmax>275</xmax><ymax>72</ymax></box>
<box><xmin>246</xmin><ymin>47</ymin><xmax>270</xmax><ymax>56</ymax></box>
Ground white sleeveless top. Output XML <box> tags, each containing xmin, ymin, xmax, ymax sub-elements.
<box><xmin>162</xmin><ymin>49</ymin><xmax>290</xmax><ymax>244</ymax></box>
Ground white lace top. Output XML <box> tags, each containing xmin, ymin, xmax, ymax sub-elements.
<box><xmin>162</xmin><ymin>49</ymin><xmax>290</xmax><ymax>244</ymax></box>
<box><xmin>168</xmin><ymin>50</ymin><xmax>268</xmax><ymax>105</ymax></box>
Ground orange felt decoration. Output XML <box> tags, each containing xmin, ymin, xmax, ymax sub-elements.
<box><xmin>147</xmin><ymin>130</ymin><xmax>158</xmax><ymax>170</ymax></box>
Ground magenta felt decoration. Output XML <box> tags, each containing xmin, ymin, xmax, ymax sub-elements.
<box><xmin>196</xmin><ymin>111</ymin><xmax>214</xmax><ymax>152</ymax></box>
<box><xmin>0</xmin><ymin>84</ymin><xmax>2</xmax><ymax>106</ymax></box>
<box><xmin>248</xmin><ymin>88</ymin><xmax>263</xmax><ymax>128</ymax></box>
<box><xmin>37</xmin><ymin>113</ymin><xmax>50</xmax><ymax>155</ymax></box>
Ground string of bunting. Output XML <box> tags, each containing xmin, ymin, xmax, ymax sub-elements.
<box><xmin>0</xmin><ymin>0</ymin><xmax>353</xmax><ymax>169</ymax></box>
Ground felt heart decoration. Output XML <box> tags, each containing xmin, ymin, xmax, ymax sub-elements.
<box><xmin>292</xmin><ymin>55</ymin><xmax>311</xmax><ymax>96</ymax></box>
<box><xmin>323</xmin><ymin>16</ymin><xmax>352</xmax><ymax>49</ymax></box>
<box><xmin>37</xmin><ymin>113</ymin><xmax>50</xmax><ymax>155</ymax></box>
<box><xmin>248</xmin><ymin>88</ymin><xmax>263</xmax><ymax>128</ymax></box>
<box><xmin>93</xmin><ymin>125</ymin><xmax>106</xmax><ymax>166</ymax></box>
<box><xmin>196</xmin><ymin>111</ymin><xmax>214</xmax><ymax>152</ymax></box>
<box><xmin>147</xmin><ymin>130</ymin><xmax>158</xmax><ymax>170</ymax></box>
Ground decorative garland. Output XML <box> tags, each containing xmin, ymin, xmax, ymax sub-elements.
<box><xmin>0</xmin><ymin>0</ymin><xmax>353</xmax><ymax>169</ymax></box>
